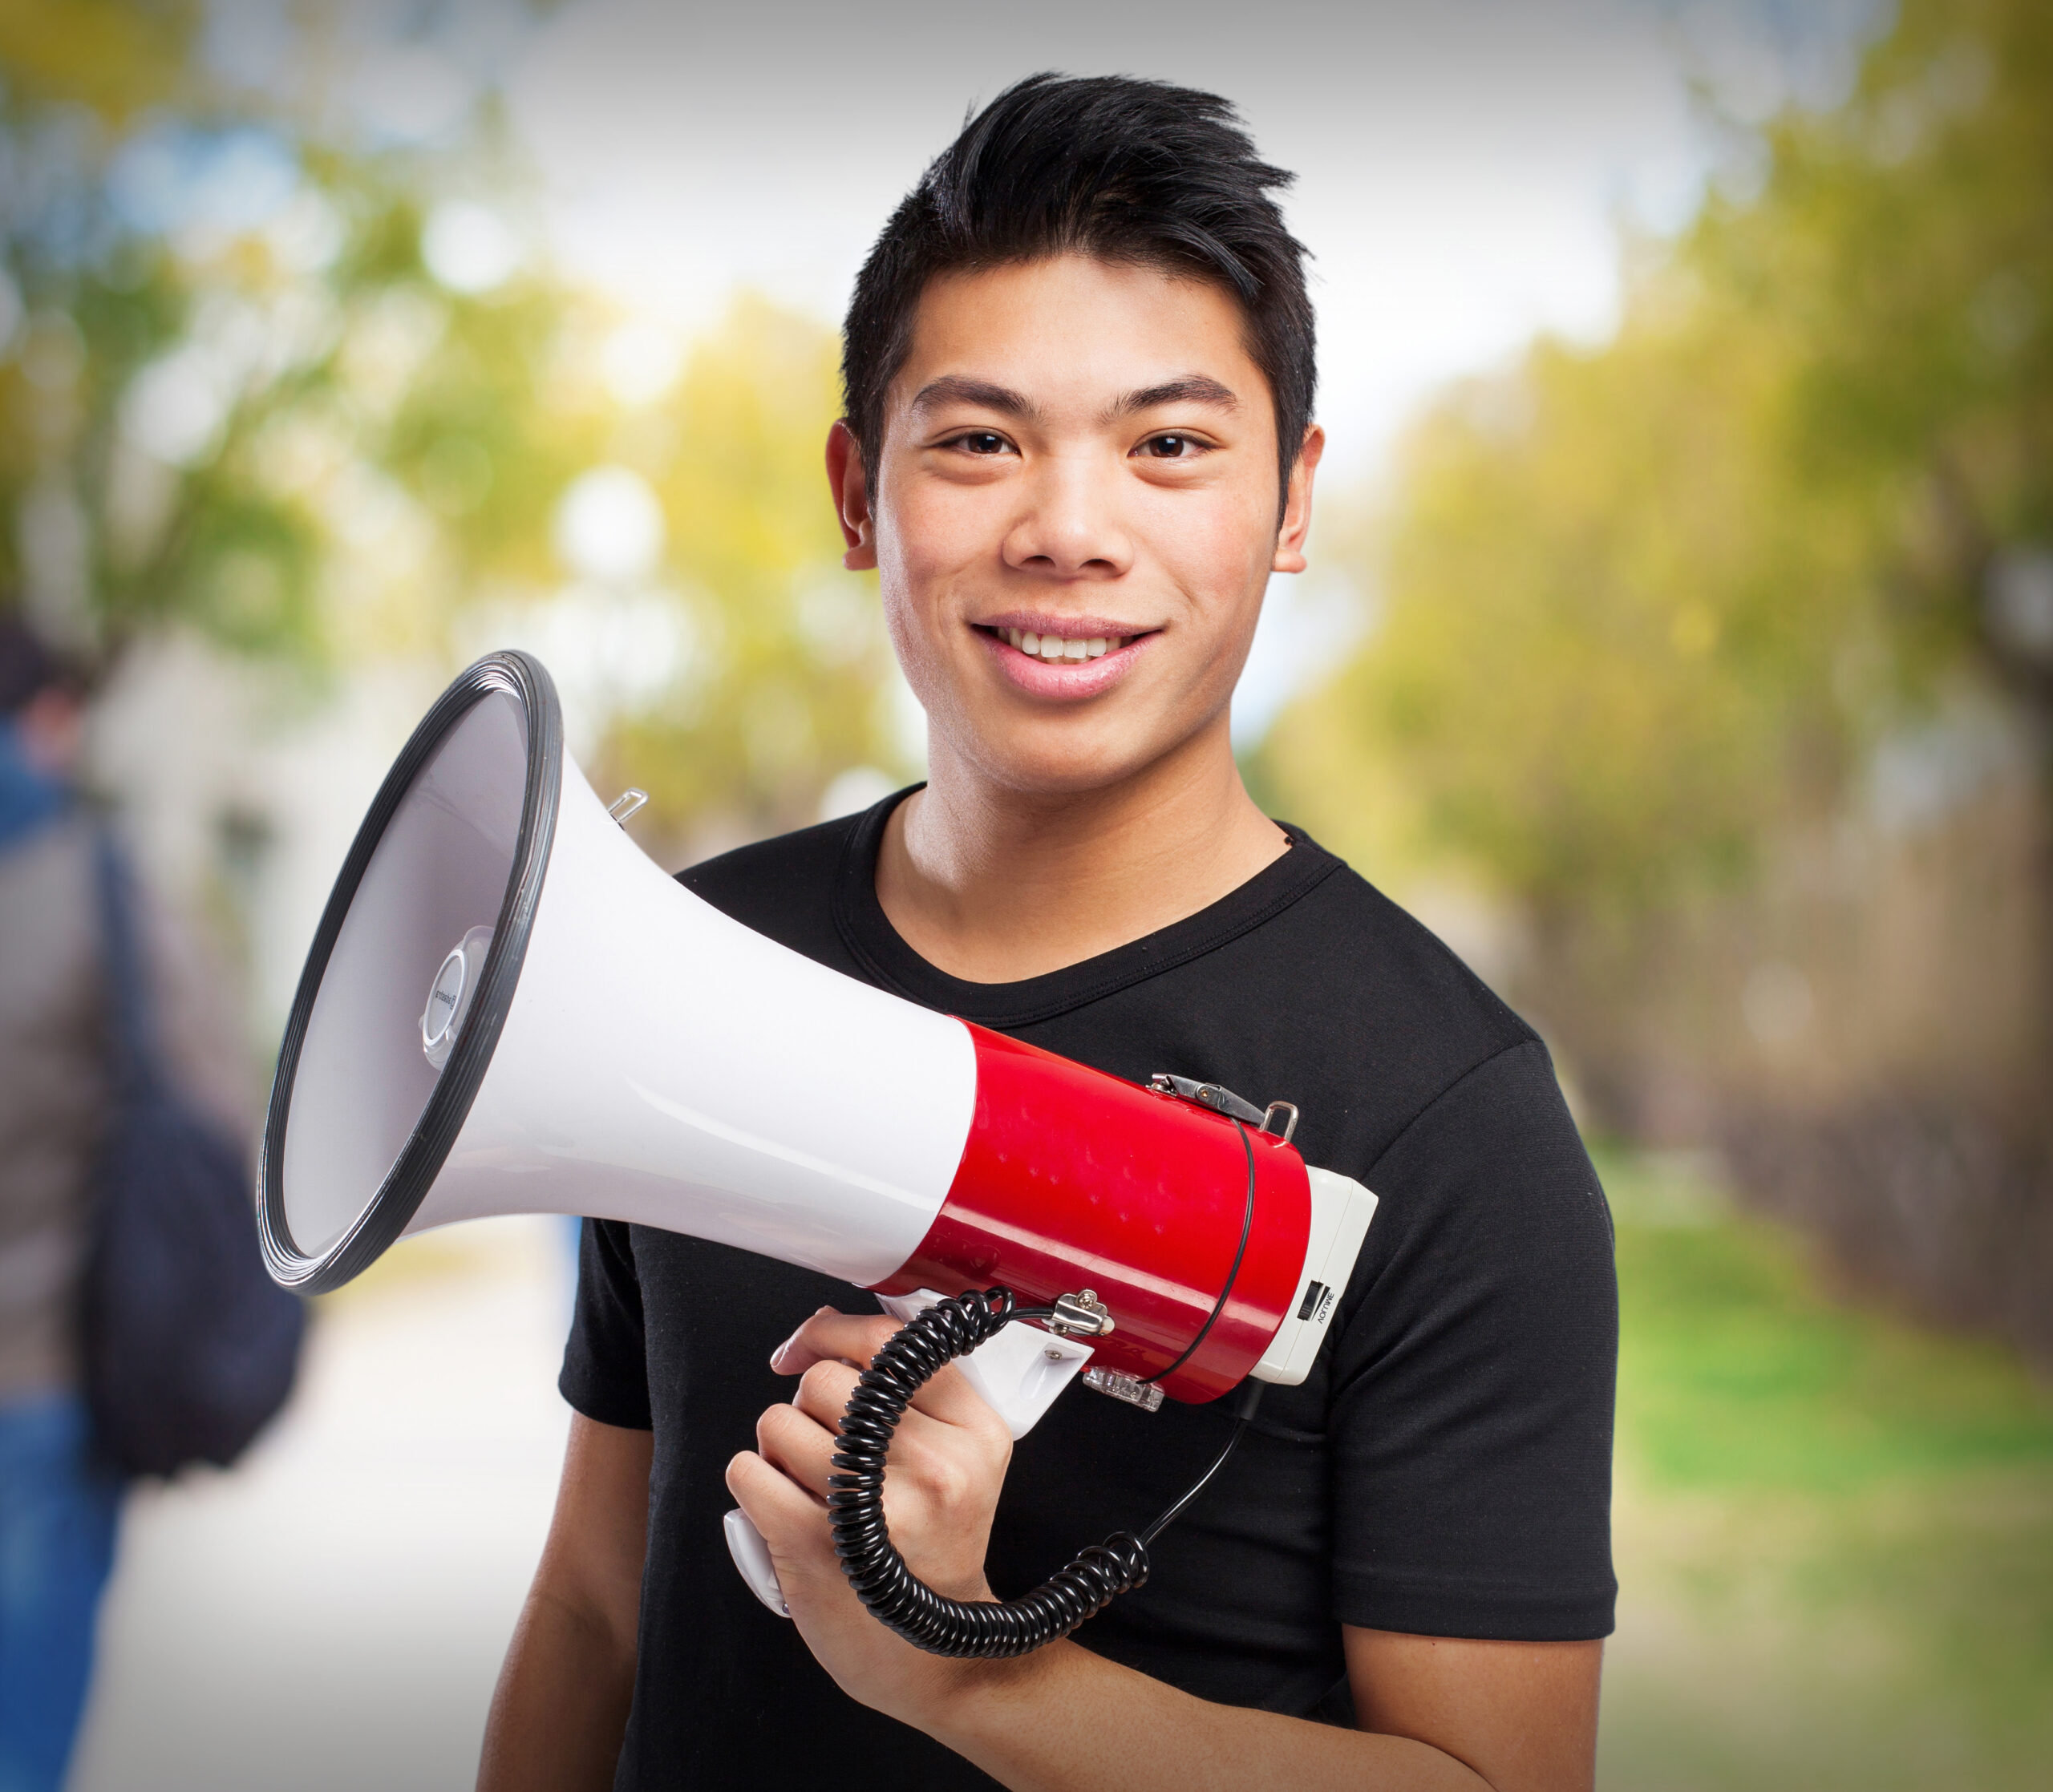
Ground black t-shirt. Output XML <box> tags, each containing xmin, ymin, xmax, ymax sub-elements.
<box><xmin>561</xmin><ymin>795</ymin><xmax>1617</xmax><ymax>1790</ymax></box>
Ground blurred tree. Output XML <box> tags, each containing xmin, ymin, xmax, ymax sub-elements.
<box><xmin>1263</xmin><ymin>0</ymin><xmax>2053</xmax><ymax>1353</ymax></box>
<box><xmin>1744</xmin><ymin>0</ymin><xmax>2053</xmax><ymax>703</ymax></box>
<box><xmin>602</xmin><ymin>298</ymin><xmax>898</xmax><ymax>839</ymax></box>
<box><xmin>1271</xmin><ymin>0</ymin><xmax>2050</xmax><ymax>916</ymax></box>
<box><xmin>1269</xmin><ymin>311</ymin><xmax>1877</xmax><ymax>914</ymax></box>
<box><xmin>0</xmin><ymin>2</ymin><xmax>585</xmax><ymax>662</ymax></box>
<box><xmin>0</xmin><ymin>2</ymin><xmax>904</xmax><ymax>840</ymax></box>
<box><xmin>473</xmin><ymin>293</ymin><xmax>899</xmax><ymax>842</ymax></box>
<box><xmin>0</xmin><ymin>0</ymin><xmax>190</xmax><ymax>124</ymax></box>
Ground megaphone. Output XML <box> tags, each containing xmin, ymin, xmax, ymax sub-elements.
<box><xmin>258</xmin><ymin>652</ymin><xmax>1376</xmax><ymax>1653</ymax></box>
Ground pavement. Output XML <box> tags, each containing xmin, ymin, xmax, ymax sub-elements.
<box><xmin>68</xmin><ymin>1218</ymin><xmax>576</xmax><ymax>1792</ymax></box>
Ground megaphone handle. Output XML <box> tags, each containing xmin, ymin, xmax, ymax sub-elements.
<box><xmin>724</xmin><ymin>1294</ymin><xmax>1257</xmax><ymax>1653</ymax></box>
<box><xmin>829</xmin><ymin>1288</ymin><xmax>1153</xmax><ymax>1656</ymax></box>
<box><xmin>724</xmin><ymin>1295</ymin><xmax>1095</xmax><ymax>1622</ymax></box>
<box><xmin>724</xmin><ymin>1508</ymin><xmax>791</xmax><ymax>1616</ymax></box>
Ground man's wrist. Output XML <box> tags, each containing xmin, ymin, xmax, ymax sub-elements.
<box><xmin>905</xmin><ymin>1636</ymin><xmax>1083</xmax><ymax>1757</ymax></box>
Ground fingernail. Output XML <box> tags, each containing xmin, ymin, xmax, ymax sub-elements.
<box><xmin>771</xmin><ymin>1309</ymin><xmax>838</xmax><ymax>1370</ymax></box>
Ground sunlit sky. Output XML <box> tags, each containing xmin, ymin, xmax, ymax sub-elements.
<box><xmin>500</xmin><ymin>0</ymin><xmax>1884</xmax><ymax>479</ymax></box>
<box><xmin>208</xmin><ymin>0</ymin><xmax>1887</xmax><ymax>482</ymax></box>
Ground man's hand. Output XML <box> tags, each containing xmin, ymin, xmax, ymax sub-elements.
<box><xmin>729</xmin><ymin>1309</ymin><xmax>1598</xmax><ymax>1791</ymax></box>
<box><xmin>724</xmin><ymin>1308</ymin><xmax>1026</xmax><ymax>1724</ymax></box>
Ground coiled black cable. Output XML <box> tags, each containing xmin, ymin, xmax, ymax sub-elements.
<box><xmin>826</xmin><ymin>1286</ymin><xmax>1257</xmax><ymax>1657</ymax></box>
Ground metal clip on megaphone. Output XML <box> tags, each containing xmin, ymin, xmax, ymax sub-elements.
<box><xmin>255</xmin><ymin>653</ymin><xmax>1377</xmax><ymax>1656</ymax></box>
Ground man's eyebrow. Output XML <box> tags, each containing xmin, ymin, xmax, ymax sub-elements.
<box><xmin>909</xmin><ymin>376</ymin><xmax>1039</xmax><ymax>420</ymax></box>
<box><xmin>1107</xmin><ymin>375</ymin><xmax>1239</xmax><ymax>418</ymax></box>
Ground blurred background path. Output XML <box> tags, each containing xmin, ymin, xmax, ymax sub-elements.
<box><xmin>67</xmin><ymin>1220</ymin><xmax>571</xmax><ymax>1792</ymax></box>
<box><xmin>1597</xmin><ymin>1154</ymin><xmax>2053</xmax><ymax>1791</ymax></box>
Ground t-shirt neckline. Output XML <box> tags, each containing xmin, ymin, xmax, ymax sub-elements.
<box><xmin>831</xmin><ymin>784</ymin><xmax>1342</xmax><ymax>1027</ymax></box>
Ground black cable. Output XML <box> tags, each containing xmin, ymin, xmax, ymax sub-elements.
<box><xmin>1143</xmin><ymin>1117</ymin><xmax>1257</xmax><ymax>1387</ymax></box>
<box><xmin>825</xmin><ymin>1287</ymin><xmax>1260</xmax><ymax>1657</ymax></box>
<box><xmin>1140</xmin><ymin>1379</ymin><xmax>1265</xmax><ymax>1545</ymax></box>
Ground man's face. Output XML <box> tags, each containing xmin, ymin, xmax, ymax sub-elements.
<box><xmin>832</xmin><ymin>254</ymin><xmax>1319</xmax><ymax>796</ymax></box>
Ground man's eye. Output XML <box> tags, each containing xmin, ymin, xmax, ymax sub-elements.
<box><xmin>954</xmin><ymin>432</ymin><xmax>1010</xmax><ymax>455</ymax></box>
<box><xmin>1140</xmin><ymin>434</ymin><xmax>1196</xmax><ymax>459</ymax></box>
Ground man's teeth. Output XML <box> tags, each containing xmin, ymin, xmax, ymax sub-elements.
<box><xmin>1002</xmin><ymin>629</ymin><xmax>1123</xmax><ymax>661</ymax></box>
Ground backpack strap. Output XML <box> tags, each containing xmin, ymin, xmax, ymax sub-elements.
<box><xmin>93</xmin><ymin>827</ymin><xmax>161</xmax><ymax>1101</ymax></box>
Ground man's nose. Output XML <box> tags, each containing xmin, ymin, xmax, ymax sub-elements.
<box><xmin>1000</xmin><ymin>451</ymin><xmax>1133</xmax><ymax>580</ymax></box>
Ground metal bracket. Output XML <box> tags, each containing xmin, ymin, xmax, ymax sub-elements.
<box><xmin>1149</xmin><ymin>1074</ymin><xmax>1301</xmax><ymax>1145</ymax></box>
<box><xmin>1148</xmin><ymin>1073</ymin><xmax>1268</xmax><ymax>1127</ymax></box>
<box><xmin>1260</xmin><ymin>1101</ymin><xmax>1299</xmax><ymax>1145</ymax></box>
<box><xmin>1047</xmin><ymin>1288</ymin><xmax>1116</xmax><ymax>1338</ymax></box>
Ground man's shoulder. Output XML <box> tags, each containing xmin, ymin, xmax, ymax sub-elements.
<box><xmin>1243</xmin><ymin>831</ymin><xmax>1538</xmax><ymax>1062</ymax></box>
<box><xmin>1146</xmin><ymin>831</ymin><xmax>1552</xmax><ymax>1180</ymax></box>
<box><xmin>675</xmin><ymin>807</ymin><xmax>869</xmax><ymax>962</ymax></box>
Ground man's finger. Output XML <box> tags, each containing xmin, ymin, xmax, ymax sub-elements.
<box><xmin>755</xmin><ymin>1398</ymin><xmax>840</xmax><ymax>1501</ymax></box>
<box><xmin>771</xmin><ymin>1308</ymin><xmax>1009</xmax><ymax>1434</ymax></box>
<box><xmin>725</xmin><ymin>1448</ymin><xmax>845</xmax><ymax>1608</ymax></box>
<box><xmin>788</xmin><ymin>1360</ymin><xmax>999</xmax><ymax>1470</ymax></box>
<box><xmin>726</xmin><ymin>1447</ymin><xmax>824</xmax><ymax>1530</ymax></box>
<box><xmin>768</xmin><ymin>1309</ymin><xmax>897</xmax><ymax>1376</ymax></box>
<box><xmin>790</xmin><ymin>1357</ymin><xmax>861</xmax><ymax>1426</ymax></box>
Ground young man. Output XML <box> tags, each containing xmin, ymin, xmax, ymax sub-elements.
<box><xmin>480</xmin><ymin>75</ymin><xmax>1615</xmax><ymax>1792</ymax></box>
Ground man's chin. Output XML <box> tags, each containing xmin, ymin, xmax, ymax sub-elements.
<box><xmin>958</xmin><ymin>722</ymin><xmax>1197</xmax><ymax>803</ymax></box>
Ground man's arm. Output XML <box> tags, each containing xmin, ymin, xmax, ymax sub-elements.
<box><xmin>1345</xmin><ymin>1628</ymin><xmax>1601</xmax><ymax>1790</ymax></box>
<box><xmin>728</xmin><ymin>1312</ymin><xmax>1602</xmax><ymax>1792</ymax></box>
<box><xmin>903</xmin><ymin>1626</ymin><xmax>1598</xmax><ymax>1792</ymax></box>
<box><xmin>476</xmin><ymin>1414</ymin><xmax>651</xmax><ymax>1792</ymax></box>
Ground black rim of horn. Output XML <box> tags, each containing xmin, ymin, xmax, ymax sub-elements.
<box><xmin>257</xmin><ymin>650</ymin><xmax>564</xmax><ymax>1294</ymax></box>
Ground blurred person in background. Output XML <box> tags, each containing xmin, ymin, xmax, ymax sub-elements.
<box><xmin>0</xmin><ymin>617</ymin><xmax>255</xmax><ymax>1792</ymax></box>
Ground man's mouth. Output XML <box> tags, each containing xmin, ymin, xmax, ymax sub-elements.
<box><xmin>970</xmin><ymin>617</ymin><xmax>1157</xmax><ymax>698</ymax></box>
<box><xmin>974</xmin><ymin>620</ymin><xmax>1152</xmax><ymax>664</ymax></box>
<box><xmin>994</xmin><ymin>626</ymin><xmax>1126</xmax><ymax>662</ymax></box>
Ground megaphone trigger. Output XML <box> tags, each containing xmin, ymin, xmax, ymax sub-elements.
<box><xmin>723</xmin><ymin>1509</ymin><xmax>790</xmax><ymax>1617</ymax></box>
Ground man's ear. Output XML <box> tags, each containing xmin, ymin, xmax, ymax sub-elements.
<box><xmin>826</xmin><ymin>420</ymin><xmax>877</xmax><ymax>572</ymax></box>
<box><xmin>1271</xmin><ymin>423</ymin><xmax>1326</xmax><ymax>576</ymax></box>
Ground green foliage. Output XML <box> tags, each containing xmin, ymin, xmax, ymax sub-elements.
<box><xmin>0</xmin><ymin>60</ymin><xmax>522</xmax><ymax>661</ymax></box>
<box><xmin>1278</xmin><ymin>319</ymin><xmax>1874</xmax><ymax>908</ymax></box>
<box><xmin>1606</xmin><ymin>1151</ymin><xmax>2053</xmax><ymax>1493</ymax></box>
<box><xmin>1750</xmin><ymin>0</ymin><xmax>2053</xmax><ymax>542</ymax></box>
<box><xmin>605</xmin><ymin>300</ymin><xmax>894</xmax><ymax>834</ymax></box>
<box><xmin>0</xmin><ymin>0</ymin><xmax>196</xmax><ymax>123</ymax></box>
<box><xmin>1600</xmin><ymin>1148</ymin><xmax>2053</xmax><ymax>1792</ymax></box>
<box><xmin>1269</xmin><ymin>0</ymin><xmax>2053</xmax><ymax>914</ymax></box>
